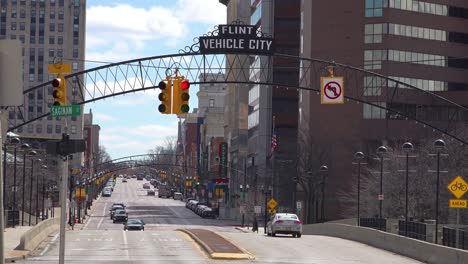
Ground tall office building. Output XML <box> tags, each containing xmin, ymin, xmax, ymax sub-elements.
<box><xmin>247</xmin><ymin>0</ymin><xmax>300</xmax><ymax>212</ymax></box>
<box><xmin>299</xmin><ymin>0</ymin><xmax>468</xmax><ymax>220</ymax></box>
<box><xmin>1</xmin><ymin>0</ymin><xmax>86</xmax><ymax>150</ymax></box>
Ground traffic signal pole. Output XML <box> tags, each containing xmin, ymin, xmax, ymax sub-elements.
<box><xmin>58</xmin><ymin>155</ymin><xmax>68</xmax><ymax>264</ymax></box>
<box><xmin>0</xmin><ymin>111</ymin><xmax>6</xmax><ymax>264</ymax></box>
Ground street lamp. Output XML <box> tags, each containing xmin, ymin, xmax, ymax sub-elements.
<box><xmin>402</xmin><ymin>142</ymin><xmax>414</xmax><ymax>237</ymax></box>
<box><xmin>306</xmin><ymin>170</ymin><xmax>313</xmax><ymax>224</ymax></box>
<box><xmin>20</xmin><ymin>143</ymin><xmax>30</xmax><ymax>226</ymax></box>
<box><xmin>9</xmin><ymin>137</ymin><xmax>20</xmax><ymax>228</ymax></box>
<box><xmin>40</xmin><ymin>165</ymin><xmax>47</xmax><ymax>222</ymax></box>
<box><xmin>239</xmin><ymin>183</ymin><xmax>250</xmax><ymax>227</ymax></box>
<box><xmin>354</xmin><ymin>151</ymin><xmax>365</xmax><ymax>226</ymax></box>
<box><xmin>319</xmin><ymin>165</ymin><xmax>328</xmax><ymax>222</ymax></box>
<box><xmin>261</xmin><ymin>185</ymin><xmax>272</xmax><ymax>234</ymax></box>
<box><xmin>376</xmin><ymin>145</ymin><xmax>388</xmax><ymax>230</ymax></box>
<box><xmin>434</xmin><ymin>139</ymin><xmax>445</xmax><ymax>245</ymax></box>
<box><xmin>29</xmin><ymin>156</ymin><xmax>40</xmax><ymax>226</ymax></box>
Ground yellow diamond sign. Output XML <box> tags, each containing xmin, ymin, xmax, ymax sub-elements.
<box><xmin>447</xmin><ymin>176</ymin><xmax>468</xmax><ymax>199</ymax></box>
<box><xmin>267</xmin><ymin>198</ymin><xmax>278</xmax><ymax>209</ymax></box>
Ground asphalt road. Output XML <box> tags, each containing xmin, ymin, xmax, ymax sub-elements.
<box><xmin>17</xmin><ymin>178</ymin><xmax>423</xmax><ymax>263</ymax></box>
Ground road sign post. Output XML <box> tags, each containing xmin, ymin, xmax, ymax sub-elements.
<box><xmin>447</xmin><ymin>175</ymin><xmax>467</xmax><ymax>249</ymax></box>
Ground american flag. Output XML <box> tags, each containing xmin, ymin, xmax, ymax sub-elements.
<box><xmin>269</xmin><ymin>117</ymin><xmax>278</xmax><ymax>157</ymax></box>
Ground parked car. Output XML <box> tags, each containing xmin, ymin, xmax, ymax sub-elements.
<box><xmin>122</xmin><ymin>178</ymin><xmax>127</xmax><ymax>183</ymax></box>
<box><xmin>147</xmin><ymin>189</ymin><xmax>155</xmax><ymax>196</ymax></box>
<box><xmin>173</xmin><ymin>192</ymin><xmax>183</xmax><ymax>200</ymax></box>
<box><xmin>102</xmin><ymin>188</ymin><xmax>112</xmax><ymax>197</ymax></box>
<box><xmin>267</xmin><ymin>213</ymin><xmax>302</xmax><ymax>238</ymax></box>
<box><xmin>110</xmin><ymin>205</ymin><xmax>124</xmax><ymax>219</ymax></box>
<box><xmin>186</xmin><ymin>199</ymin><xmax>198</xmax><ymax>209</ymax></box>
<box><xmin>113</xmin><ymin>209</ymin><xmax>128</xmax><ymax>223</ymax></box>
<box><xmin>124</xmin><ymin>219</ymin><xmax>145</xmax><ymax>231</ymax></box>
<box><xmin>201</xmin><ymin>207</ymin><xmax>216</xmax><ymax>218</ymax></box>
<box><xmin>137</xmin><ymin>176</ymin><xmax>143</xmax><ymax>180</ymax></box>
<box><xmin>143</xmin><ymin>183</ymin><xmax>151</xmax><ymax>189</ymax></box>
<box><xmin>195</xmin><ymin>204</ymin><xmax>209</xmax><ymax>215</ymax></box>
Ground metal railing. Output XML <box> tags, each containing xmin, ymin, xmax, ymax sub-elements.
<box><xmin>398</xmin><ymin>220</ymin><xmax>427</xmax><ymax>241</ymax></box>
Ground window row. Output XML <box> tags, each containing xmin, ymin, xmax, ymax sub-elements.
<box><xmin>364</xmin><ymin>49</ymin><xmax>447</xmax><ymax>70</ymax></box>
<box><xmin>366</xmin><ymin>0</ymin><xmax>468</xmax><ymax>19</ymax></box>
<box><xmin>9</xmin><ymin>8</ymin><xmax>64</xmax><ymax>19</ymax></box>
<box><xmin>363</xmin><ymin>75</ymin><xmax>447</xmax><ymax>96</ymax></box>
<box><xmin>20</xmin><ymin>124</ymin><xmax>76</xmax><ymax>134</ymax></box>
<box><xmin>363</xmin><ymin>102</ymin><xmax>387</xmax><ymax>119</ymax></box>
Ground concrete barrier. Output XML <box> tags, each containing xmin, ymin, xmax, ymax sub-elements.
<box><xmin>16</xmin><ymin>217</ymin><xmax>60</xmax><ymax>251</ymax></box>
<box><xmin>303</xmin><ymin>223</ymin><xmax>468</xmax><ymax>264</ymax></box>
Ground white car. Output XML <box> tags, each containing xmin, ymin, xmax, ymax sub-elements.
<box><xmin>267</xmin><ymin>213</ymin><xmax>302</xmax><ymax>238</ymax></box>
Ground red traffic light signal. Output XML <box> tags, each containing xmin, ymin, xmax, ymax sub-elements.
<box><xmin>180</xmin><ymin>80</ymin><xmax>190</xmax><ymax>90</ymax></box>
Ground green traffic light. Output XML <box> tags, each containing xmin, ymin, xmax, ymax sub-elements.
<box><xmin>181</xmin><ymin>104</ymin><xmax>189</xmax><ymax>113</ymax></box>
<box><xmin>196</xmin><ymin>182</ymin><xmax>200</xmax><ymax>186</ymax></box>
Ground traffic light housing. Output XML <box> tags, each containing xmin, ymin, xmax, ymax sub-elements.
<box><xmin>52</xmin><ymin>74</ymin><xmax>67</xmax><ymax>106</ymax></box>
<box><xmin>196</xmin><ymin>176</ymin><xmax>200</xmax><ymax>186</ymax></box>
<box><xmin>158</xmin><ymin>78</ymin><xmax>172</xmax><ymax>114</ymax></box>
<box><xmin>173</xmin><ymin>77</ymin><xmax>190</xmax><ymax>114</ymax></box>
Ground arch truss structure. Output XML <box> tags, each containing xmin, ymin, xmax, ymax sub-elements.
<box><xmin>6</xmin><ymin>23</ymin><xmax>468</xmax><ymax>145</ymax></box>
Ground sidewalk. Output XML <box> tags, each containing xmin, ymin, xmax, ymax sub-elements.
<box><xmin>4</xmin><ymin>225</ymin><xmax>32</xmax><ymax>262</ymax></box>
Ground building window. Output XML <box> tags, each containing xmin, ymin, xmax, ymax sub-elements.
<box><xmin>47</xmin><ymin>124</ymin><xmax>52</xmax><ymax>133</ymax></box>
<box><xmin>57</xmin><ymin>36</ymin><xmax>63</xmax><ymax>44</ymax></box>
<box><xmin>389</xmin><ymin>23</ymin><xmax>447</xmax><ymax>42</ymax></box>
<box><xmin>38</xmin><ymin>36</ymin><xmax>44</xmax><ymax>44</ymax></box>
<box><xmin>27</xmin><ymin>124</ymin><xmax>33</xmax><ymax>133</ymax></box>
<box><xmin>36</xmin><ymin>124</ymin><xmax>42</xmax><ymax>133</ymax></box>
<box><xmin>55</xmin><ymin>124</ymin><xmax>61</xmax><ymax>133</ymax></box>
<box><xmin>30</xmin><ymin>36</ymin><xmax>35</xmax><ymax>44</ymax></box>
<box><xmin>8</xmin><ymin>111</ymin><xmax>15</xmax><ymax>120</ymax></box>
<box><xmin>388</xmin><ymin>49</ymin><xmax>446</xmax><ymax>67</ymax></box>
<box><xmin>58</xmin><ymin>23</ymin><xmax>63</xmax><ymax>32</ymax></box>
<box><xmin>49</xmin><ymin>48</ymin><xmax>54</xmax><ymax>57</ymax></box>
<box><xmin>10</xmin><ymin>35</ymin><xmax>16</xmax><ymax>39</ymax></box>
<box><xmin>71</xmin><ymin>125</ymin><xmax>77</xmax><ymax>134</ymax></box>
<box><xmin>209</xmin><ymin>99</ymin><xmax>215</xmax><ymax>107</ymax></box>
<box><xmin>58</xmin><ymin>9</ymin><xmax>64</xmax><ymax>20</ymax></box>
<box><xmin>364</xmin><ymin>49</ymin><xmax>387</xmax><ymax>70</ymax></box>
<box><xmin>364</xmin><ymin>76</ymin><xmax>386</xmax><ymax>96</ymax></box>
<box><xmin>50</xmin><ymin>10</ymin><xmax>55</xmax><ymax>19</ymax></box>
<box><xmin>389</xmin><ymin>0</ymin><xmax>449</xmax><ymax>16</ymax></box>
<box><xmin>365</xmin><ymin>0</ymin><xmax>385</xmax><ymax>17</ymax></box>
<box><xmin>363</xmin><ymin>102</ymin><xmax>386</xmax><ymax>119</ymax></box>
<box><xmin>49</xmin><ymin>36</ymin><xmax>54</xmax><ymax>44</ymax></box>
<box><xmin>73</xmin><ymin>36</ymin><xmax>79</xmax><ymax>45</ymax></box>
<box><xmin>73</xmin><ymin>48</ymin><xmax>78</xmax><ymax>58</ymax></box>
<box><xmin>49</xmin><ymin>23</ymin><xmax>55</xmax><ymax>32</ymax></box>
<box><xmin>12</xmin><ymin>7</ymin><xmax>17</xmax><ymax>18</ymax></box>
<box><xmin>19</xmin><ymin>35</ymin><xmax>25</xmax><ymax>43</ymax></box>
<box><xmin>11</xmin><ymin>22</ymin><xmax>17</xmax><ymax>31</ymax></box>
<box><xmin>57</xmin><ymin>49</ymin><xmax>63</xmax><ymax>57</ymax></box>
<box><xmin>365</xmin><ymin>23</ymin><xmax>387</xmax><ymax>43</ymax></box>
<box><xmin>388</xmin><ymin>76</ymin><xmax>447</xmax><ymax>92</ymax></box>
<box><xmin>72</xmin><ymin>62</ymin><xmax>78</xmax><ymax>70</ymax></box>
<box><xmin>20</xmin><ymin>22</ymin><xmax>25</xmax><ymax>31</ymax></box>
<box><xmin>20</xmin><ymin>9</ymin><xmax>25</xmax><ymax>18</ymax></box>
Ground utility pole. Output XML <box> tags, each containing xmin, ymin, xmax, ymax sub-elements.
<box><xmin>58</xmin><ymin>155</ymin><xmax>68</xmax><ymax>264</ymax></box>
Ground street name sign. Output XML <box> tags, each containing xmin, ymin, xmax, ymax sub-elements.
<box><xmin>50</xmin><ymin>105</ymin><xmax>80</xmax><ymax>117</ymax></box>
<box><xmin>447</xmin><ymin>175</ymin><xmax>468</xmax><ymax>199</ymax></box>
<box><xmin>267</xmin><ymin>198</ymin><xmax>278</xmax><ymax>209</ymax></box>
<box><xmin>450</xmin><ymin>199</ymin><xmax>467</xmax><ymax>208</ymax></box>
<box><xmin>321</xmin><ymin>76</ymin><xmax>344</xmax><ymax>104</ymax></box>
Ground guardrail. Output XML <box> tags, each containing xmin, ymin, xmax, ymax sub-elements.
<box><xmin>443</xmin><ymin>227</ymin><xmax>468</xmax><ymax>250</ymax></box>
<box><xmin>16</xmin><ymin>217</ymin><xmax>60</xmax><ymax>251</ymax></box>
<box><xmin>303</xmin><ymin>223</ymin><xmax>468</xmax><ymax>264</ymax></box>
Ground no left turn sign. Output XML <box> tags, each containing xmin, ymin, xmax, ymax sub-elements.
<box><xmin>321</xmin><ymin>76</ymin><xmax>344</xmax><ymax>104</ymax></box>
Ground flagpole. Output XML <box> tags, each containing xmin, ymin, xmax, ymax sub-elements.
<box><xmin>271</xmin><ymin>116</ymin><xmax>276</xmax><ymax>201</ymax></box>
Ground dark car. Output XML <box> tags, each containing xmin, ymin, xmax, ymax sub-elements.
<box><xmin>113</xmin><ymin>209</ymin><xmax>128</xmax><ymax>223</ymax></box>
<box><xmin>110</xmin><ymin>205</ymin><xmax>124</xmax><ymax>219</ymax></box>
<box><xmin>147</xmin><ymin>189</ymin><xmax>155</xmax><ymax>196</ymax></box>
<box><xmin>124</xmin><ymin>219</ymin><xmax>145</xmax><ymax>231</ymax></box>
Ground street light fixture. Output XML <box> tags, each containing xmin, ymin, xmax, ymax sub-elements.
<box><xmin>402</xmin><ymin>142</ymin><xmax>413</xmax><ymax>237</ymax></box>
<box><xmin>354</xmin><ymin>151</ymin><xmax>365</xmax><ymax>226</ymax></box>
<box><xmin>376</xmin><ymin>145</ymin><xmax>388</xmax><ymax>230</ymax></box>
<box><xmin>306</xmin><ymin>170</ymin><xmax>313</xmax><ymax>224</ymax></box>
<box><xmin>433</xmin><ymin>139</ymin><xmax>445</xmax><ymax>245</ymax></box>
<box><xmin>40</xmin><ymin>165</ymin><xmax>47</xmax><ymax>222</ymax></box>
<box><xmin>29</xmin><ymin>155</ymin><xmax>39</xmax><ymax>226</ymax></box>
<box><xmin>319</xmin><ymin>165</ymin><xmax>328</xmax><ymax>222</ymax></box>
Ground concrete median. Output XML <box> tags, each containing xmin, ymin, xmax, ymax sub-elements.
<box><xmin>303</xmin><ymin>223</ymin><xmax>468</xmax><ymax>264</ymax></box>
<box><xmin>16</xmin><ymin>217</ymin><xmax>60</xmax><ymax>251</ymax></box>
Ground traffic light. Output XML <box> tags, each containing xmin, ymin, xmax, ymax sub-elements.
<box><xmin>158</xmin><ymin>78</ymin><xmax>172</xmax><ymax>114</ymax></box>
<box><xmin>173</xmin><ymin>77</ymin><xmax>190</xmax><ymax>114</ymax></box>
<box><xmin>196</xmin><ymin>176</ymin><xmax>200</xmax><ymax>186</ymax></box>
<box><xmin>52</xmin><ymin>74</ymin><xmax>67</xmax><ymax>106</ymax></box>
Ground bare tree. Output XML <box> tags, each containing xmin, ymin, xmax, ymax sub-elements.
<box><xmin>338</xmin><ymin>137</ymin><xmax>468</xmax><ymax>223</ymax></box>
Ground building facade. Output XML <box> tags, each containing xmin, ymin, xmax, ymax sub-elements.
<box><xmin>83</xmin><ymin>109</ymin><xmax>100</xmax><ymax>178</ymax></box>
<box><xmin>298</xmin><ymin>0</ymin><xmax>468</xmax><ymax>220</ymax></box>
<box><xmin>1</xmin><ymin>0</ymin><xmax>86</xmax><ymax>166</ymax></box>
<box><xmin>247</xmin><ymin>0</ymin><xmax>300</xmax><ymax>213</ymax></box>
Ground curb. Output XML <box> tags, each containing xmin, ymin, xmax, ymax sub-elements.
<box><xmin>5</xmin><ymin>252</ymin><xmax>29</xmax><ymax>263</ymax></box>
<box><xmin>177</xmin><ymin>229</ymin><xmax>254</xmax><ymax>260</ymax></box>
<box><xmin>234</xmin><ymin>227</ymin><xmax>250</xmax><ymax>233</ymax></box>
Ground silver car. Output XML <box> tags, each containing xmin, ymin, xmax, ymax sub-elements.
<box><xmin>267</xmin><ymin>213</ymin><xmax>302</xmax><ymax>238</ymax></box>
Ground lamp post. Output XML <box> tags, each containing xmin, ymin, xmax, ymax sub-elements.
<box><xmin>434</xmin><ymin>139</ymin><xmax>445</xmax><ymax>245</ymax></box>
<box><xmin>377</xmin><ymin>146</ymin><xmax>388</xmax><ymax>230</ymax></box>
<box><xmin>306</xmin><ymin>171</ymin><xmax>313</xmax><ymax>224</ymax></box>
<box><xmin>29</xmin><ymin>157</ymin><xmax>40</xmax><ymax>226</ymax></box>
<box><xmin>239</xmin><ymin>183</ymin><xmax>249</xmax><ymax>227</ymax></box>
<box><xmin>9</xmin><ymin>137</ymin><xmax>20</xmax><ymax>228</ymax></box>
<box><xmin>20</xmin><ymin>144</ymin><xmax>30</xmax><ymax>226</ymax></box>
<box><xmin>319</xmin><ymin>165</ymin><xmax>328</xmax><ymax>222</ymax></box>
<box><xmin>402</xmin><ymin>142</ymin><xmax>414</xmax><ymax>237</ymax></box>
<box><xmin>354</xmin><ymin>152</ymin><xmax>365</xmax><ymax>226</ymax></box>
<box><xmin>40</xmin><ymin>165</ymin><xmax>47</xmax><ymax>222</ymax></box>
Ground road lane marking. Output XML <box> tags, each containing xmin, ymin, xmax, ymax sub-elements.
<box><xmin>40</xmin><ymin>233</ymin><xmax>59</xmax><ymax>256</ymax></box>
<box><xmin>96</xmin><ymin>216</ymin><xmax>104</xmax><ymax>230</ymax></box>
<box><xmin>122</xmin><ymin>230</ymin><xmax>129</xmax><ymax>259</ymax></box>
<box><xmin>101</xmin><ymin>201</ymin><xmax>107</xmax><ymax>217</ymax></box>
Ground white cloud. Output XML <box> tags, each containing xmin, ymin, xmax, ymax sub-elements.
<box><xmin>86</xmin><ymin>1</ymin><xmax>227</xmax><ymax>62</ymax></box>
<box><xmin>94</xmin><ymin>113</ymin><xmax>118</xmax><ymax>121</ymax></box>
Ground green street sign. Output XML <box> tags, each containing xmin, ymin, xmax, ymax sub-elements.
<box><xmin>50</xmin><ymin>105</ymin><xmax>81</xmax><ymax>117</ymax></box>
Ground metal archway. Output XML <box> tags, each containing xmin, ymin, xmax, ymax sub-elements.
<box><xmin>6</xmin><ymin>44</ymin><xmax>468</xmax><ymax>145</ymax></box>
